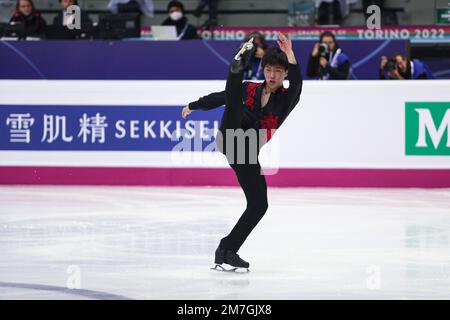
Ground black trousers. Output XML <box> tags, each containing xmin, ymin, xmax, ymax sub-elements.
<box><xmin>216</xmin><ymin>69</ymin><xmax>269</xmax><ymax>253</ymax></box>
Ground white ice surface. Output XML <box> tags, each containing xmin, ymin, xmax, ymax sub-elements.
<box><xmin>0</xmin><ymin>186</ymin><xmax>449</xmax><ymax>300</ymax></box>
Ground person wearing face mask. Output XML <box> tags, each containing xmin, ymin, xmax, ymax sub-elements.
<box><xmin>9</xmin><ymin>0</ymin><xmax>46</xmax><ymax>37</ymax></box>
<box><xmin>161</xmin><ymin>1</ymin><xmax>199</xmax><ymax>40</ymax></box>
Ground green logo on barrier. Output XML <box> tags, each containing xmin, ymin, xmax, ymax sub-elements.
<box><xmin>405</xmin><ymin>102</ymin><xmax>450</xmax><ymax>155</ymax></box>
<box><xmin>436</xmin><ymin>8</ymin><xmax>450</xmax><ymax>25</ymax></box>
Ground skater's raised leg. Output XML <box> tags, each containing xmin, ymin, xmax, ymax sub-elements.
<box><xmin>216</xmin><ymin>37</ymin><xmax>255</xmax><ymax>166</ymax></box>
<box><xmin>223</xmin><ymin>37</ymin><xmax>254</xmax><ymax>126</ymax></box>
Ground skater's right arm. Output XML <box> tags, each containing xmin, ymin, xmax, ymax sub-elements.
<box><xmin>182</xmin><ymin>91</ymin><xmax>226</xmax><ymax>118</ymax></box>
<box><xmin>277</xmin><ymin>32</ymin><xmax>303</xmax><ymax>114</ymax></box>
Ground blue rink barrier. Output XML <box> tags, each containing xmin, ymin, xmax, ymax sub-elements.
<box><xmin>0</xmin><ymin>39</ymin><xmax>407</xmax><ymax>80</ymax></box>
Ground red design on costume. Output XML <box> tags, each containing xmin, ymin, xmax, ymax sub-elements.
<box><xmin>245</xmin><ymin>82</ymin><xmax>260</xmax><ymax>110</ymax></box>
<box><xmin>259</xmin><ymin>112</ymin><xmax>279</xmax><ymax>141</ymax></box>
<box><xmin>281</xmin><ymin>87</ymin><xmax>288</xmax><ymax>94</ymax></box>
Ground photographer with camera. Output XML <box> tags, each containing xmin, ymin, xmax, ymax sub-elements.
<box><xmin>380</xmin><ymin>54</ymin><xmax>434</xmax><ymax>80</ymax></box>
<box><xmin>307</xmin><ymin>31</ymin><xmax>351</xmax><ymax>80</ymax></box>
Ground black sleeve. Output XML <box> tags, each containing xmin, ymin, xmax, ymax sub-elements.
<box><xmin>285</xmin><ymin>62</ymin><xmax>303</xmax><ymax>114</ymax></box>
<box><xmin>307</xmin><ymin>54</ymin><xmax>320</xmax><ymax>78</ymax></box>
<box><xmin>325</xmin><ymin>60</ymin><xmax>350</xmax><ymax>80</ymax></box>
<box><xmin>34</xmin><ymin>16</ymin><xmax>47</xmax><ymax>35</ymax></box>
<box><xmin>188</xmin><ymin>91</ymin><xmax>226</xmax><ymax>111</ymax></box>
<box><xmin>26</xmin><ymin>17</ymin><xmax>45</xmax><ymax>36</ymax></box>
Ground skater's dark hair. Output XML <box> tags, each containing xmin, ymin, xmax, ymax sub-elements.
<box><xmin>167</xmin><ymin>0</ymin><xmax>185</xmax><ymax>13</ymax></box>
<box><xmin>262</xmin><ymin>47</ymin><xmax>289</xmax><ymax>70</ymax></box>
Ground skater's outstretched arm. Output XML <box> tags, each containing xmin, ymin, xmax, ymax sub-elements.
<box><xmin>277</xmin><ymin>32</ymin><xmax>303</xmax><ymax>115</ymax></box>
<box><xmin>285</xmin><ymin>63</ymin><xmax>303</xmax><ymax>115</ymax></box>
<box><xmin>182</xmin><ymin>91</ymin><xmax>226</xmax><ymax>119</ymax></box>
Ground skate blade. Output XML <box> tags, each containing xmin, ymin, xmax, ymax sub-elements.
<box><xmin>234</xmin><ymin>37</ymin><xmax>254</xmax><ymax>60</ymax></box>
<box><xmin>211</xmin><ymin>264</ymin><xmax>250</xmax><ymax>273</ymax></box>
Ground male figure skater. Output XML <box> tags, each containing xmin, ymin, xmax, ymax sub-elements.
<box><xmin>182</xmin><ymin>32</ymin><xmax>302</xmax><ymax>271</ymax></box>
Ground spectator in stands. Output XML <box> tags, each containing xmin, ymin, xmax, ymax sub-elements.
<box><xmin>379</xmin><ymin>54</ymin><xmax>434</xmax><ymax>80</ymax></box>
<box><xmin>307</xmin><ymin>31</ymin><xmax>351</xmax><ymax>80</ymax></box>
<box><xmin>53</xmin><ymin>0</ymin><xmax>92</xmax><ymax>28</ymax></box>
<box><xmin>9</xmin><ymin>0</ymin><xmax>46</xmax><ymax>37</ymax></box>
<box><xmin>162</xmin><ymin>1</ymin><xmax>199</xmax><ymax>40</ymax></box>
<box><xmin>107</xmin><ymin>0</ymin><xmax>154</xmax><ymax>17</ymax></box>
<box><xmin>243</xmin><ymin>31</ymin><xmax>268</xmax><ymax>81</ymax></box>
<box><xmin>193</xmin><ymin>0</ymin><xmax>219</xmax><ymax>29</ymax></box>
<box><xmin>316</xmin><ymin>0</ymin><xmax>343</xmax><ymax>25</ymax></box>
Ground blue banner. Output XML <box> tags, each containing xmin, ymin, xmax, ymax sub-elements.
<box><xmin>0</xmin><ymin>39</ymin><xmax>408</xmax><ymax>80</ymax></box>
<box><xmin>0</xmin><ymin>105</ymin><xmax>223</xmax><ymax>151</ymax></box>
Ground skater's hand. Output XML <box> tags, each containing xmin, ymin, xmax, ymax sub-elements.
<box><xmin>182</xmin><ymin>105</ymin><xmax>192</xmax><ymax>119</ymax></box>
<box><xmin>277</xmin><ymin>32</ymin><xmax>292</xmax><ymax>55</ymax></box>
<box><xmin>277</xmin><ymin>32</ymin><xmax>297</xmax><ymax>65</ymax></box>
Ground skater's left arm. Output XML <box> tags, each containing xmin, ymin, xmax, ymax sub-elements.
<box><xmin>277</xmin><ymin>32</ymin><xmax>303</xmax><ymax>114</ymax></box>
<box><xmin>182</xmin><ymin>91</ymin><xmax>226</xmax><ymax>119</ymax></box>
<box><xmin>188</xmin><ymin>91</ymin><xmax>226</xmax><ymax>111</ymax></box>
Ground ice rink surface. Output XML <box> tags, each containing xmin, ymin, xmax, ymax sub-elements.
<box><xmin>0</xmin><ymin>186</ymin><xmax>449</xmax><ymax>300</ymax></box>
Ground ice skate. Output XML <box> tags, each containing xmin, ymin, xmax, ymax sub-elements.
<box><xmin>230</xmin><ymin>37</ymin><xmax>255</xmax><ymax>74</ymax></box>
<box><xmin>211</xmin><ymin>248</ymin><xmax>250</xmax><ymax>273</ymax></box>
<box><xmin>234</xmin><ymin>37</ymin><xmax>254</xmax><ymax>61</ymax></box>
